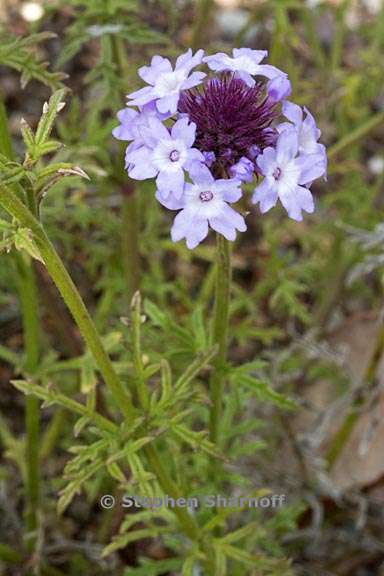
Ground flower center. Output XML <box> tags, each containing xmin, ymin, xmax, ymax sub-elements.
<box><xmin>199</xmin><ymin>190</ymin><xmax>214</xmax><ymax>202</ymax></box>
<box><xmin>273</xmin><ymin>167</ymin><xmax>282</xmax><ymax>180</ymax></box>
<box><xmin>169</xmin><ymin>149</ymin><xmax>180</xmax><ymax>162</ymax></box>
<box><xmin>178</xmin><ymin>74</ymin><xmax>278</xmax><ymax>177</ymax></box>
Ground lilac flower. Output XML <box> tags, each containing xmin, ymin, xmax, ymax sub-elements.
<box><xmin>178</xmin><ymin>74</ymin><xmax>278</xmax><ymax>177</ymax></box>
<box><xmin>114</xmin><ymin>47</ymin><xmax>327</xmax><ymax>247</ymax></box>
<box><xmin>229</xmin><ymin>157</ymin><xmax>254</xmax><ymax>182</ymax></box>
<box><xmin>127</xmin><ymin>50</ymin><xmax>206</xmax><ymax>115</ymax></box>
<box><xmin>125</xmin><ymin>116</ymin><xmax>204</xmax><ymax>199</ymax></box>
<box><xmin>156</xmin><ymin>164</ymin><xmax>246</xmax><ymax>249</ymax></box>
<box><xmin>252</xmin><ymin>130</ymin><xmax>326</xmax><ymax>221</ymax></box>
<box><xmin>112</xmin><ymin>101</ymin><xmax>169</xmax><ymax>148</ymax></box>
<box><xmin>204</xmin><ymin>48</ymin><xmax>291</xmax><ymax>95</ymax></box>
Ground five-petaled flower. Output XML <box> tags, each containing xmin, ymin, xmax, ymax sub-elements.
<box><xmin>125</xmin><ymin>116</ymin><xmax>204</xmax><ymax>199</ymax></box>
<box><xmin>252</xmin><ymin>130</ymin><xmax>325</xmax><ymax>221</ymax></box>
<box><xmin>157</xmin><ymin>164</ymin><xmax>246</xmax><ymax>249</ymax></box>
<box><xmin>127</xmin><ymin>49</ymin><xmax>206</xmax><ymax>115</ymax></box>
<box><xmin>113</xmin><ymin>47</ymin><xmax>327</xmax><ymax>248</ymax></box>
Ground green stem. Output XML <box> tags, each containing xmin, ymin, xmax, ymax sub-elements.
<box><xmin>209</xmin><ymin>234</ymin><xmax>231</xmax><ymax>445</ymax></box>
<box><xmin>144</xmin><ymin>444</ymin><xmax>199</xmax><ymax>540</ymax></box>
<box><xmin>122</xmin><ymin>190</ymin><xmax>140</xmax><ymax>300</ymax></box>
<box><xmin>0</xmin><ymin>181</ymin><xmax>135</xmax><ymax>420</ymax></box>
<box><xmin>0</xmin><ymin>95</ymin><xmax>40</xmax><ymax>552</ymax></box>
<box><xmin>326</xmin><ymin>316</ymin><xmax>384</xmax><ymax>469</ymax></box>
<box><xmin>15</xmin><ymin>255</ymin><xmax>40</xmax><ymax>547</ymax></box>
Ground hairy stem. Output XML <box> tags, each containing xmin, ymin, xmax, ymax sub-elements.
<box><xmin>209</xmin><ymin>234</ymin><xmax>231</xmax><ymax>444</ymax></box>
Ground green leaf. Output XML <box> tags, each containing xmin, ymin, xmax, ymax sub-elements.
<box><xmin>13</xmin><ymin>228</ymin><xmax>44</xmax><ymax>263</ymax></box>
<box><xmin>232</xmin><ymin>374</ymin><xmax>297</xmax><ymax>410</ymax></box>
<box><xmin>0</xmin><ymin>31</ymin><xmax>67</xmax><ymax>89</ymax></box>
<box><xmin>35</xmin><ymin>89</ymin><xmax>67</xmax><ymax>147</ymax></box>
<box><xmin>20</xmin><ymin>118</ymin><xmax>35</xmax><ymax>152</ymax></box>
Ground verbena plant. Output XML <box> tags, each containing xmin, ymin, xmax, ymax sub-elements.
<box><xmin>1</xmin><ymin>1</ymin><xmax>384</xmax><ymax>575</ymax></box>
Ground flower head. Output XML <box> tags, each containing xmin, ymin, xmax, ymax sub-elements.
<box><xmin>127</xmin><ymin>49</ymin><xmax>206</xmax><ymax>115</ymax></box>
<box><xmin>157</xmin><ymin>164</ymin><xmax>246</xmax><ymax>249</ymax></box>
<box><xmin>252</xmin><ymin>130</ymin><xmax>326</xmax><ymax>221</ymax></box>
<box><xmin>178</xmin><ymin>74</ymin><xmax>278</xmax><ymax>177</ymax></box>
<box><xmin>114</xmin><ymin>47</ymin><xmax>326</xmax><ymax>247</ymax></box>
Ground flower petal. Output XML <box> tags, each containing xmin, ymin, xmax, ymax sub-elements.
<box><xmin>138</xmin><ymin>55</ymin><xmax>172</xmax><ymax>85</ymax></box>
<box><xmin>126</xmin><ymin>147</ymin><xmax>157</xmax><ymax>180</ymax></box>
<box><xmin>155</xmin><ymin>190</ymin><xmax>185</xmax><ymax>210</ymax></box>
<box><xmin>181</xmin><ymin>71</ymin><xmax>206</xmax><ymax>90</ymax></box>
<box><xmin>171</xmin><ymin>208</ymin><xmax>208</xmax><ymax>249</ymax></box>
<box><xmin>252</xmin><ymin>178</ymin><xmax>278</xmax><ymax>213</ymax></box>
<box><xmin>256</xmin><ymin>147</ymin><xmax>277</xmax><ymax>176</ymax></box>
<box><xmin>156</xmin><ymin>93</ymin><xmax>180</xmax><ymax>114</ymax></box>
<box><xmin>189</xmin><ymin>163</ymin><xmax>214</xmax><ymax>186</ymax></box>
<box><xmin>276</xmin><ymin>129</ymin><xmax>299</xmax><ymax>164</ymax></box>
<box><xmin>296</xmin><ymin>153</ymin><xmax>327</xmax><ymax>185</ymax></box>
<box><xmin>171</xmin><ymin>117</ymin><xmax>196</xmax><ymax>147</ymax></box>
<box><xmin>282</xmin><ymin>101</ymin><xmax>303</xmax><ymax>126</ymax></box>
<box><xmin>156</xmin><ymin>167</ymin><xmax>185</xmax><ymax>199</ymax></box>
<box><xmin>126</xmin><ymin>86</ymin><xmax>154</xmax><ymax>106</ymax></box>
<box><xmin>214</xmin><ymin>179</ymin><xmax>242</xmax><ymax>203</ymax></box>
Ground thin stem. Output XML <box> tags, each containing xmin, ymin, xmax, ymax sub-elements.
<box><xmin>144</xmin><ymin>444</ymin><xmax>199</xmax><ymax>540</ymax></box>
<box><xmin>0</xmin><ymin>181</ymin><xmax>135</xmax><ymax>420</ymax></box>
<box><xmin>15</xmin><ymin>254</ymin><xmax>40</xmax><ymax>547</ymax></box>
<box><xmin>122</xmin><ymin>187</ymin><xmax>140</xmax><ymax>300</ymax></box>
<box><xmin>209</xmin><ymin>234</ymin><xmax>231</xmax><ymax>444</ymax></box>
<box><xmin>0</xmin><ymin>95</ymin><xmax>40</xmax><ymax>552</ymax></box>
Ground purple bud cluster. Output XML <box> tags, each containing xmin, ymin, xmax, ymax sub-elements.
<box><xmin>113</xmin><ymin>48</ymin><xmax>327</xmax><ymax>249</ymax></box>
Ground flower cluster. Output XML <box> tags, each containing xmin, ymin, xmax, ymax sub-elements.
<box><xmin>113</xmin><ymin>48</ymin><xmax>327</xmax><ymax>248</ymax></box>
